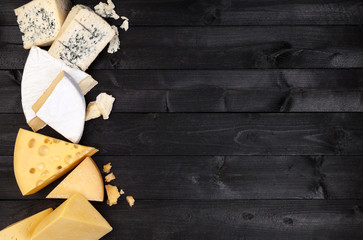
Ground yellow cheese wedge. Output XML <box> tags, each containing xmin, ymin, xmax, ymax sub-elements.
<box><xmin>46</xmin><ymin>157</ymin><xmax>104</xmax><ymax>201</ymax></box>
<box><xmin>0</xmin><ymin>208</ymin><xmax>52</xmax><ymax>240</ymax></box>
<box><xmin>31</xmin><ymin>193</ymin><xmax>112</xmax><ymax>240</ymax></box>
<box><xmin>14</xmin><ymin>128</ymin><xmax>98</xmax><ymax>195</ymax></box>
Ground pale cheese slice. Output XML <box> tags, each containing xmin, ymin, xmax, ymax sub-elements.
<box><xmin>14</xmin><ymin>0</ymin><xmax>72</xmax><ymax>49</ymax></box>
<box><xmin>0</xmin><ymin>208</ymin><xmax>53</xmax><ymax>239</ymax></box>
<box><xmin>32</xmin><ymin>71</ymin><xmax>86</xmax><ymax>143</ymax></box>
<box><xmin>49</xmin><ymin>5</ymin><xmax>115</xmax><ymax>71</ymax></box>
<box><xmin>14</xmin><ymin>128</ymin><xmax>98</xmax><ymax>195</ymax></box>
<box><xmin>31</xmin><ymin>193</ymin><xmax>112</xmax><ymax>240</ymax></box>
<box><xmin>47</xmin><ymin>157</ymin><xmax>104</xmax><ymax>201</ymax></box>
<box><xmin>22</xmin><ymin>47</ymin><xmax>97</xmax><ymax>131</ymax></box>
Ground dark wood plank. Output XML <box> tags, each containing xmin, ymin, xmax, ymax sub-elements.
<box><xmin>3</xmin><ymin>0</ymin><xmax>363</xmax><ymax>26</ymax></box>
<box><xmin>1</xmin><ymin>155</ymin><xmax>363</xmax><ymax>200</ymax></box>
<box><xmin>0</xmin><ymin>199</ymin><xmax>362</xmax><ymax>240</ymax></box>
<box><xmin>2</xmin><ymin>70</ymin><xmax>362</xmax><ymax>113</ymax></box>
<box><xmin>2</xmin><ymin>26</ymin><xmax>363</xmax><ymax>69</ymax></box>
<box><xmin>1</xmin><ymin>113</ymin><xmax>363</xmax><ymax>156</ymax></box>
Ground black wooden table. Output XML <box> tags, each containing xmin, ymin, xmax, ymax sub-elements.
<box><xmin>1</xmin><ymin>0</ymin><xmax>363</xmax><ymax>239</ymax></box>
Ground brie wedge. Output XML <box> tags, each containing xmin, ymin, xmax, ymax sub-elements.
<box><xmin>33</xmin><ymin>71</ymin><xmax>86</xmax><ymax>143</ymax></box>
<box><xmin>22</xmin><ymin>47</ymin><xmax>97</xmax><ymax>131</ymax></box>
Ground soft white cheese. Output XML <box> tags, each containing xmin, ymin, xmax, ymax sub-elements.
<box><xmin>36</xmin><ymin>72</ymin><xmax>86</xmax><ymax>143</ymax></box>
<box><xmin>21</xmin><ymin>47</ymin><xmax>97</xmax><ymax>130</ymax></box>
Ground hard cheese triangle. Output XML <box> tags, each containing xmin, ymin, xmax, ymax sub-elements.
<box><xmin>32</xmin><ymin>71</ymin><xmax>86</xmax><ymax>143</ymax></box>
<box><xmin>14</xmin><ymin>128</ymin><xmax>98</xmax><ymax>196</ymax></box>
<box><xmin>32</xmin><ymin>193</ymin><xmax>112</xmax><ymax>240</ymax></box>
<box><xmin>0</xmin><ymin>208</ymin><xmax>52</xmax><ymax>240</ymax></box>
<box><xmin>47</xmin><ymin>157</ymin><xmax>104</xmax><ymax>202</ymax></box>
<box><xmin>22</xmin><ymin>46</ymin><xmax>97</xmax><ymax>132</ymax></box>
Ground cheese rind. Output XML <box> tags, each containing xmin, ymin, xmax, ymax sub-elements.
<box><xmin>14</xmin><ymin>129</ymin><xmax>98</xmax><ymax>195</ymax></box>
<box><xmin>22</xmin><ymin>47</ymin><xmax>97</xmax><ymax>131</ymax></box>
<box><xmin>33</xmin><ymin>71</ymin><xmax>86</xmax><ymax>143</ymax></box>
<box><xmin>49</xmin><ymin>5</ymin><xmax>115</xmax><ymax>71</ymax></box>
<box><xmin>31</xmin><ymin>193</ymin><xmax>112</xmax><ymax>240</ymax></box>
<box><xmin>14</xmin><ymin>0</ymin><xmax>72</xmax><ymax>49</ymax></box>
<box><xmin>47</xmin><ymin>157</ymin><xmax>104</xmax><ymax>201</ymax></box>
<box><xmin>0</xmin><ymin>208</ymin><xmax>52</xmax><ymax>240</ymax></box>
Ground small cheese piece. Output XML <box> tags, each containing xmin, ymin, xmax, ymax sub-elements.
<box><xmin>22</xmin><ymin>47</ymin><xmax>97</xmax><ymax>131</ymax></box>
<box><xmin>32</xmin><ymin>71</ymin><xmax>86</xmax><ymax>143</ymax></box>
<box><xmin>120</xmin><ymin>16</ymin><xmax>129</xmax><ymax>31</ymax></box>
<box><xmin>31</xmin><ymin>193</ymin><xmax>112</xmax><ymax>240</ymax></box>
<box><xmin>49</xmin><ymin>5</ymin><xmax>115</xmax><ymax>71</ymax></box>
<box><xmin>96</xmin><ymin>93</ymin><xmax>115</xmax><ymax>119</ymax></box>
<box><xmin>86</xmin><ymin>102</ymin><xmax>102</xmax><ymax>121</ymax></box>
<box><xmin>0</xmin><ymin>208</ymin><xmax>52</xmax><ymax>240</ymax></box>
<box><xmin>108</xmin><ymin>25</ymin><xmax>120</xmax><ymax>54</ymax></box>
<box><xmin>95</xmin><ymin>0</ymin><xmax>120</xmax><ymax>19</ymax></box>
<box><xmin>126</xmin><ymin>196</ymin><xmax>135</xmax><ymax>207</ymax></box>
<box><xmin>14</xmin><ymin>129</ymin><xmax>98</xmax><ymax>195</ymax></box>
<box><xmin>120</xmin><ymin>189</ymin><xmax>125</xmax><ymax>195</ymax></box>
<box><xmin>103</xmin><ymin>162</ymin><xmax>112</xmax><ymax>173</ymax></box>
<box><xmin>47</xmin><ymin>157</ymin><xmax>104</xmax><ymax>201</ymax></box>
<box><xmin>14</xmin><ymin>0</ymin><xmax>72</xmax><ymax>49</ymax></box>
<box><xmin>105</xmin><ymin>172</ymin><xmax>116</xmax><ymax>182</ymax></box>
<box><xmin>105</xmin><ymin>184</ymin><xmax>120</xmax><ymax>206</ymax></box>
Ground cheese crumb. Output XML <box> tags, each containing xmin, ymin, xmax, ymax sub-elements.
<box><xmin>85</xmin><ymin>102</ymin><xmax>101</xmax><ymax>121</ymax></box>
<box><xmin>120</xmin><ymin>16</ymin><xmax>129</xmax><ymax>31</ymax></box>
<box><xmin>94</xmin><ymin>0</ymin><xmax>120</xmax><ymax>19</ymax></box>
<box><xmin>126</xmin><ymin>196</ymin><xmax>135</xmax><ymax>207</ymax></box>
<box><xmin>96</xmin><ymin>93</ymin><xmax>115</xmax><ymax>120</ymax></box>
<box><xmin>105</xmin><ymin>172</ymin><xmax>116</xmax><ymax>182</ymax></box>
<box><xmin>108</xmin><ymin>25</ymin><xmax>120</xmax><ymax>54</ymax></box>
<box><xmin>105</xmin><ymin>184</ymin><xmax>120</xmax><ymax>206</ymax></box>
<box><xmin>120</xmin><ymin>189</ymin><xmax>125</xmax><ymax>195</ymax></box>
<box><xmin>103</xmin><ymin>163</ymin><xmax>112</xmax><ymax>173</ymax></box>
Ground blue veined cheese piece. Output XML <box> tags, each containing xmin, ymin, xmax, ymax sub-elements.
<box><xmin>49</xmin><ymin>5</ymin><xmax>115</xmax><ymax>71</ymax></box>
<box><xmin>14</xmin><ymin>0</ymin><xmax>72</xmax><ymax>49</ymax></box>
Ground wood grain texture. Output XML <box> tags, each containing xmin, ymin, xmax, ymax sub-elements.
<box><xmin>1</xmin><ymin>70</ymin><xmax>362</xmax><ymax>113</ymax></box>
<box><xmin>0</xmin><ymin>200</ymin><xmax>362</xmax><ymax>240</ymax></box>
<box><xmin>3</xmin><ymin>0</ymin><xmax>363</xmax><ymax>26</ymax></box>
<box><xmin>1</xmin><ymin>155</ymin><xmax>363</xmax><ymax>200</ymax></box>
<box><xmin>2</xmin><ymin>26</ymin><xmax>363</xmax><ymax>69</ymax></box>
<box><xmin>1</xmin><ymin>113</ymin><xmax>363</xmax><ymax>156</ymax></box>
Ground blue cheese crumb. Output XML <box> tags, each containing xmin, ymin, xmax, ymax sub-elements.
<box><xmin>94</xmin><ymin>0</ymin><xmax>120</xmax><ymax>19</ymax></box>
<box><xmin>107</xmin><ymin>25</ymin><xmax>120</xmax><ymax>54</ymax></box>
<box><xmin>120</xmin><ymin>16</ymin><xmax>129</xmax><ymax>31</ymax></box>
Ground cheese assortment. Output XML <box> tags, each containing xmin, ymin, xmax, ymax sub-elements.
<box><xmin>47</xmin><ymin>157</ymin><xmax>104</xmax><ymax>202</ymax></box>
<box><xmin>49</xmin><ymin>5</ymin><xmax>116</xmax><ymax>70</ymax></box>
<box><xmin>0</xmin><ymin>208</ymin><xmax>53</xmax><ymax>239</ymax></box>
<box><xmin>10</xmin><ymin>1</ymin><xmax>133</xmax><ymax>238</ymax></box>
<box><xmin>32</xmin><ymin>71</ymin><xmax>86</xmax><ymax>143</ymax></box>
<box><xmin>32</xmin><ymin>193</ymin><xmax>113</xmax><ymax>240</ymax></box>
<box><xmin>22</xmin><ymin>46</ymin><xmax>97</xmax><ymax>132</ymax></box>
<box><xmin>14</xmin><ymin>129</ymin><xmax>98</xmax><ymax>195</ymax></box>
<box><xmin>14</xmin><ymin>0</ymin><xmax>72</xmax><ymax>49</ymax></box>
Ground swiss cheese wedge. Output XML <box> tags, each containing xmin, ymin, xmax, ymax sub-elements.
<box><xmin>14</xmin><ymin>129</ymin><xmax>98</xmax><ymax>196</ymax></box>
<box><xmin>31</xmin><ymin>193</ymin><xmax>112</xmax><ymax>240</ymax></box>
<box><xmin>0</xmin><ymin>208</ymin><xmax>52</xmax><ymax>240</ymax></box>
<box><xmin>47</xmin><ymin>157</ymin><xmax>104</xmax><ymax>201</ymax></box>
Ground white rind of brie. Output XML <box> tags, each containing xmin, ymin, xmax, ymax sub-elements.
<box><xmin>36</xmin><ymin>73</ymin><xmax>86</xmax><ymax>143</ymax></box>
<box><xmin>21</xmin><ymin>46</ymin><xmax>96</xmax><ymax>127</ymax></box>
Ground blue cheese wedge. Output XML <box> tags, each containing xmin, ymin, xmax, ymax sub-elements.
<box><xmin>49</xmin><ymin>5</ymin><xmax>115</xmax><ymax>71</ymax></box>
<box><xmin>22</xmin><ymin>47</ymin><xmax>97</xmax><ymax>132</ymax></box>
<box><xmin>14</xmin><ymin>0</ymin><xmax>72</xmax><ymax>49</ymax></box>
<box><xmin>32</xmin><ymin>71</ymin><xmax>86</xmax><ymax>143</ymax></box>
